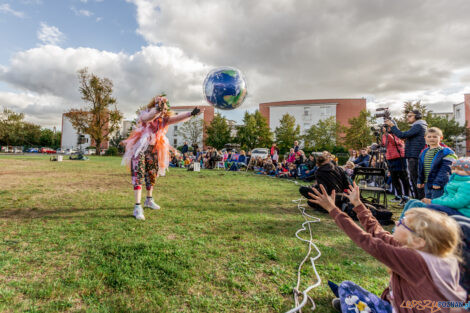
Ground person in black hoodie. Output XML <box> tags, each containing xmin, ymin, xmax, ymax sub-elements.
<box><xmin>299</xmin><ymin>155</ymin><xmax>350</xmax><ymax>213</ymax></box>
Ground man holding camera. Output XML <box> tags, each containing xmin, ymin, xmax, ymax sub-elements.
<box><xmin>385</xmin><ymin>110</ymin><xmax>427</xmax><ymax>199</ymax></box>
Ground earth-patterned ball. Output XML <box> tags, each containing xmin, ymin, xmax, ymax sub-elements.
<box><xmin>203</xmin><ymin>67</ymin><xmax>247</xmax><ymax>110</ymax></box>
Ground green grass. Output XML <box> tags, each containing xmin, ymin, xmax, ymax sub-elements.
<box><xmin>0</xmin><ymin>155</ymin><xmax>400</xmax><ymax>312</ymax></box>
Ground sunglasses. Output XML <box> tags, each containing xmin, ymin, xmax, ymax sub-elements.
<box><xmin>396</xmin><ymin>217</ymin><xmax>416</xmax><ymax>234</ymax></box>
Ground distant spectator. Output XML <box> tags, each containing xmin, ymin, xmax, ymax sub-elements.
<box><xmin>191</xmin><ymin>143</ymin><xmax>198</xmax><ymax>155</ymax></box>
<box><xmin>287</xmin><ymin>148</ymin><xmax>296</xmax><ymax>163</ymax></box>
<box><xmin>272</xmin><ymin>149</ymin><xmax>279</xmax><ymax>165</ymax></box>
<box><xmin>181</xmin><ymin>141</ymin><xmax>189</xmax><ymax>158</ymax></box>
<box><xmin>293</xmin><ymin>140</ymin><xmax>300</xmax><ymax>153</ymax></box>
<box><xmin>270</xmin><ymin>143</ymin><xmax>279</xmax><ymax>159</ymax></box>
<box><xmin>353</xmin><ymin>148</ymin><xmax>370</xmax><ymax>167</ymax></box>
<box><xmin>344</xmin><ymin>161</ymin><xmax>355</xmax><ymax>177</ymax></box>
<box><xmin>347</xmin><ymin>150</ymin><xmax>358</xmax><ymax>163</ymax></box>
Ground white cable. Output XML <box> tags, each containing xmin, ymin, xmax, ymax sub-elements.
<box><xmin>285</xmin><ymin>194</ymin><xmax>322</xmax><ymax>313</ymax></box>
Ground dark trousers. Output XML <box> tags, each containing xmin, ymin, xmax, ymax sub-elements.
<box><xmin>390</xmin><ymin>170</ymin><xmax>410</xmax><ymax>197</ymax></box>
<box><xmin>407</xmin><ymin>157</ymin><xmax>424</xmax><ymax>199</ymax></box>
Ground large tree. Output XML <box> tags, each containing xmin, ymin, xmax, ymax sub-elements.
<box><xmin>274</xmin><ymin>113</ymin><xmax>301</xmax><ymax>154</ymax></box>
<box><xmin>205</xmin><ymin>113</ymin><xmax>231</xmax><ymax>149</ymax></box>
<box><xmin>303</xmin><ymin>116</ymin><xmax>343</xmax><ymax>151</ymax></box>
<box><xmin>66</xmin><ymin>68</ymin><xmax>123</xmax><ymax>155</ymax></box>
<box><xmin>0</xmin><ymin>107</ymin><xmax>24</xmax><ymax>146</ymax></box>
<box><xmin>177</xmin><ymin>117</ymin><xmax>204</xmax><ymax>146</ymax></box>
<box><xmin>236</xmin><ymin>110</ymin><xmax>273</xmax><ymax>150</ymax></box>
<box><xmin>343</xmin><ymin>110</ymin><xmax>376</xmax><ymax>149</ymax></box>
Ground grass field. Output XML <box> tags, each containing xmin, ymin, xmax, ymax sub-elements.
<box><xmin>0</xmin><ymin>155</ymin><xmax>400</xmax><ymax>312</ymax></box>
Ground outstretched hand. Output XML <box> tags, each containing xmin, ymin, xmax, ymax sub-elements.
<box><xmin>344</xmin><ymin>182</ymin><xmax>362</xmax><ymax>207</ymax></box>
<box><xmin>307</xmin><ymin>184</ymin><xmax>337</xmax><ymax>213</ymax></box>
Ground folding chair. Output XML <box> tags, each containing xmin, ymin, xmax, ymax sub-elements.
<box><xmin>353</xmin><ymin>167</ymin><xmax>388</xmax><ymax>209</ymax></box>
<box><xmin>216</xmin><ymin>161</ymin><xmax>225</xmax><ymax>170</ymax></box>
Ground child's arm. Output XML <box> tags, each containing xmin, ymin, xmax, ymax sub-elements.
<box><xmin>431</xmin><ymin>153</ymin><xmax>456</xmax><ymax>188</ymax></box>
<box><xmin>431</xmin><ymin>180</ymin><xmax>470</xmax><ymax>209</ymax></box>
<box><xmin>330</xmin><ymin>208</ymin><xmax>429</xmax><ymax>283</ymax></box>
<box><xmin>165</xmin><ymin>112</ymin><xmax>192</xmax><ymax>125</ymax></box>
<box><xmin>352</xmin><ymin>203</ymin><xmax>399</xmax><ymax>245</ymax></box>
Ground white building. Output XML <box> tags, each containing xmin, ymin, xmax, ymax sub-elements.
<box><xmin>453</xmin><ymin>102</ymin><xmax>467</xmax><ymax>156</ymax></box>
<box><xmin>166</xmin><ymin>107</ymin><xmax>206</xmax><ymax>149</ymax></box>
<box><xmin>61</xmin><ymin>115</ymin><xmax>92</xmax><ymax>150</ymax></box>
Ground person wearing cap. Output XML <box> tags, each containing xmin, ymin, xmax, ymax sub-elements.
<box><xmin>399</xmin><ymin>157</ymin><xmax>470</xmax><ymax>218</ymax></box>
<box><xmin>385</xmin><ymin>109</ymin><xmax>428</xmax><ymax>199</ymax></box>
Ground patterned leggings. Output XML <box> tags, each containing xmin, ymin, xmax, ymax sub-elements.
<box><xmin>131</xmin><ymin>145</ymin><xmax>159</xmax><ymax>190</ymax></box>
<box><xmin>329</xmin><ymin>280</ymin><xmax>393</xmax><ymax>313</ymax></box>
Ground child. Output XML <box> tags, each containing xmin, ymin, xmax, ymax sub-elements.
<box><xmin>343</xmin><ymin>161</ymin><xmax>355</xmax><ymax>177</ymax></box>
<box><xmin>121</xmin><ymin>95</ymin><xmax>203</xmax><ymax>220</ymax></box>
<box><xmin>417</xmin><ymin>127</ymin><xmax>457</xmax><ymax>199</ymax></box>
<box><xmin>401</xmin><ymin>157</ymin><xmax>470</xmax><ymax>218</ymax></box>
<box><xmin>309</xmin><ymin>183</ymin><xmax>466</xmax><ymax>313</ymax></box>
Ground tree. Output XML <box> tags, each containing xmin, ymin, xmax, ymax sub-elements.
<box><xmin>0</xmin><ymin>107</ymin><xmax>24</xmax><ymax>146</ymax></box>
<box><xmin>274</xmin><ymin>113</ymin><xmax>301</xmax><ymax>154</ymax></box>
<box><xmin>303</xmin><ymin>116</ymin><xmax>344</xmax><ymax>151</ymax></box>
<box><xmin>177</xmin><ymin>117</ymin><xmax>204</xmax><ymax>146</ymax></box>
<box><xmin>205</xmin><ymin>113</ymin><xmax>231</xmax><ymax>149</ymax></box>
<box><xmin>66</xmin><ymin>68</ymin><xmax>123</xmax><ymax>155</ymax></box>
<box><xmin>236</xmin><ymin>110</ymin><xmax>273</xmax><ymax>151</ymax></box>
<box><xmin>395</xmin><ymin>100</ymin><xmax>431</xmax><ymax>131</ymax></box>
<box><xmin>426</xmin><ymin>115</ymin><xmax>468</xmax><ymax>148</ymax></box>
<box><xmin>343</xmin><ymin>110</ymin><xmax>376</xmax><ymax>149</ymax></box>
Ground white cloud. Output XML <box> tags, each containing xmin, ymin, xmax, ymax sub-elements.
<box><xmin>71</xmin><ymin>7</ymin><xmax>93</xmax><ymax>17</ymax></box>
<box><xmin>0</xmin><ymin>4</ymin><xmax>25</xmax><ymax>18</ymax></box>
<box><xmin>0</xmin><ymin>45</ymin><xmax>210</xmax><ymax>126</ymax></box>
<box><xmin>37</xmin><ymin>22</ymin><xmax>65</xmax><ymax>45</ymax></box>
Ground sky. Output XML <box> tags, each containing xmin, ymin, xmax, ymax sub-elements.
<box><xmin>1</xmin><ymin>0</ymin><xmax>470</xmax><ymax>129</ymax></box>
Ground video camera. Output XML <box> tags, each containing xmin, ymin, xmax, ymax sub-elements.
<box><xmin>374</xmin><ymin>107</ymin><xmax>391</xmax><ymax>120</ymax></box>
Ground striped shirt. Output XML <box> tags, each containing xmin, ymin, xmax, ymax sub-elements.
<box><xmin>423</xmin><ymin>147</ymin><xmax>442</xmax><ymax>183</ymax></box>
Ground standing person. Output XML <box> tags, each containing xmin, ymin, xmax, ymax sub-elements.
<box><xmin>181</xmin><ymin>141</ymin><xmax>189</xmax><ymax>159</ymax></box>
<box><xmin>191</xmin><ymin>142</ymin><xmax>198</xmax><ymax>156</ymax></box>
<box><xmin>417</xmin><ymin>127</ymin><xmax>457</xmax><ymax>200</ymax></box>
<box><xmin>122</xmin><ymin>95</ymin><xmax>203</xmax><ymax>220</ymax></box>
<box><xmin>287</xmin><ymin>148</ymin><xmax>296</xmax><ymax>163</ymax></box>
<box><xmin>272</xmin><ymin>149</ymin><xmax>279</xmax><ymax>165</ymax></box>
<box><xmin>385</xmin><ymin>109</ymin><xmax>427</xmax><ymax>199</ymax></box>
<box><xmin>270</xmin><ymin>143</ymin><xmax>279</xmax><ymax>159</ymax></box>
<box><xmin>293</xmin><ymin>140</ymin><xmax>300</xmax><ymax>153</ymax></box>
<box><xmin>382</xmin><ymin>126</ymin><xmax>410</xmax><ymax>204</ymax></box>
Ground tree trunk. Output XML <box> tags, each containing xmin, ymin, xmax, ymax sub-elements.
<box><xmin>96</xmin><ymin>140</ymin><xmax>101</xmax><ymax>156</ymax></box>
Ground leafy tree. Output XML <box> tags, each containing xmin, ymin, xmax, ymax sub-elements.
<box><xmin>426</xmin><ymin>115</ymin><xmax>467</xmax><ymax>148</ymax></box>
<box><xmin>205</xmin><ymin>113</ymin><xmax>231</xmax><ymax>149</ymax></box>
<box><xmin>236</xmin><ymin>110</ymin><xmax>273</xmax><ymax>151</ymax></box>
<box><xmin>177</xmin><ymin>117</ymin><xmax>204</xmax><ymax>146</ymax></box>
<box><xmin>343</xmin><ymin>110</ymin><xmax>376</xmax><ymax>149</ymax></box>
<box><xmin>66</xmin><ymin>68</ymin><xmax>123</xmax><ymax>155</ymax></box>
<box><xmin>0</xmin><ymin>107</ymin><xmax>24</xmax><ymax>146</ymax></box>
<box><xmin>303</xmin><ymin>116</ymin><xmax>344</xmax><ymax>151</ymax></box>
<box><xmin>274</xmin><ymin>113</ymin><xmax>301</xmax><ymax>154</ymax></box>
<box><xmin>395</xmin><ymin>100</ymin><xmax>431</xmax><ymax>131</ymax></box>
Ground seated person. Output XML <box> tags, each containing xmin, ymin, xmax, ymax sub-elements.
<box><xmin>353</xmin><ymin>148</ymin><xmax>370</xmax><ymax>167</ymax></box>
<box><xmin>299</xmin><ymin>155</ymin><xmax>350</xmax><ymax>212</ymax></box>
<box><xmin>400</xmin><ymin>157</ymin><xmax>470</xmax><ymax>219</ymax></box>
<box><xmin>275</xmin><ymin>163</ymin><xmax>289</xmax><ymax>177</ymax></box>
<box><xmin>262</xmin><ymin>158</ymin><xmax>276</xmax><ymax>175</ymax></box>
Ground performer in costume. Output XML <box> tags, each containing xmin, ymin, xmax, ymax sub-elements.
<box><xmin>122</xmin><ymin>95</ymin><xmax>203</xmax><ymax>220</ymax></box>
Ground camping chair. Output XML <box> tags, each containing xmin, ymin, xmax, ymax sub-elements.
<box><xmin>216</xmin><ymin>161</ymin><xmax>225</xmax><ymax>170</ymax></box>
<box><xmin>353</xmin><ymin>167</ymin><xmax>388</xmax><ymax>209</ymax></box>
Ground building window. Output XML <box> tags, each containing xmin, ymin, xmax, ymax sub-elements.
<box><xmin>174</xmin><ymin>126</ymin><xmax>178</xmax><ymax>132</ymax></box>
<box><xmin>174</xmin><ymin>139</ymin><xmax>177</xmax><ymax>146</ymax></box>
<box><xmin>304</xmin><ymin>107</ymin><xmax>310</xmax><ymax>116</ymax></box>
<box><xmin>456</xmin><ymin>109</ymin><xmax>461</xmax><ymax>119</ymax></box>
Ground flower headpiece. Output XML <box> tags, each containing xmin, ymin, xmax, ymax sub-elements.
<box><xmin>154</xmin><ymin>95</ymin><xmax>170</xmax><ymax>111</ymax></box>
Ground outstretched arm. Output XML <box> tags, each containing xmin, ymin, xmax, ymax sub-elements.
<box><xmin>166</xmin><ymin>112</ymin><xmax>192</xmax><ymax>125</ymax></box>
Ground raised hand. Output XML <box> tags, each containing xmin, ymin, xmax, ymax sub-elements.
<box><xmin>307</xmin><ymin>184</ymin><xmax>337</xmax><ymax>213</ymax></box>
<box><xmin>344</xmin><ymin>182</ymin><xmax>362</xmax><ymax>207</ymax></box>
<box><xmin>191</xmin><ymin>107</ymin><xmax>201</xmax><ymax>116</ymax></box>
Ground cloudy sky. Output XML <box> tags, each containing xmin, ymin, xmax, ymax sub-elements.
<box><xmin>1</xmin><ymin>0</ymin><xmax>470</xmax><ymax>128</ymax></box>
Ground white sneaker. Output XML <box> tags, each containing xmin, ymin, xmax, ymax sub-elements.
<box><xmin>133</xmin><ymin>205</ymin><xmax>145</xmax><ymax>220</ymax></box>
<box><xmin>144</xmin><ymin>198</ymin><xmax>161</xmax><ymax>210</ymax></box>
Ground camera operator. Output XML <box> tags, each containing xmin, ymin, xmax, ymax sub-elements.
<box><xmin>385</xmin><ymin>110</ymin><xmax>427</xmax><ymax>199</ymax></box>
<box><xmin>382</xmin><ymin>126</ymin><xmax>410</xmax><ymax>203</ymax></box>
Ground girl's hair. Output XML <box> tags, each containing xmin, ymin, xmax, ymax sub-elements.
<box><xmin>405</xmin><ymin>208</ymin><xmax>461</xmax><ymax>258</ymax></box>
<box><xmin>345</xmin><ymin>161</ymin><xmax>355</xmax><ymax>168</ymax></box>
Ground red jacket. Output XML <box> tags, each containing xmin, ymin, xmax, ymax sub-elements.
<box><xmin>382</xmin><ymin>133</ymin><xmax>405</xmax><ymax>160</ymax></box>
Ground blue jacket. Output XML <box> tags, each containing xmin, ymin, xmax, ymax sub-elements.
<box><xmin>390</xmin><ymin>119</ymin><xmax>427</xmax><ymax>158</ymax></box>
<box><xmin>432</xmin><ymin>173</ymin><xmax>470</xmax><ymax>217</ymax></box>
<box><xmin>353</xmin><ymin>154</ymin><xmax>370</xmax><ymax>167</ymax></box>
<box><xmin>417</xmin><ymin>146</ymin><xmax>457</xmax><ymax>189</ymax></box>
